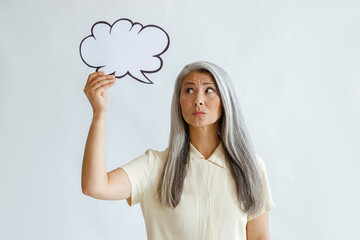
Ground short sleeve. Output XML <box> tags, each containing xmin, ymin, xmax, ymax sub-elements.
<box><xmin>247</xmin><ymin>154</ymin><xmax>276</xmax><ymax>221</ymax></box>
<box><xmin>119</xmin><ymin>149</ymin><xmax>158</xmax><ymax>207</ymax></box>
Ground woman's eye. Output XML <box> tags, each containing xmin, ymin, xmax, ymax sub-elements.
<box><xmin>185</xmin><ymin>88</ymin><xmax>193</xmax><ymax>93</ymax></box>
<box><xmin>206</xmin><ymin>88</ymin><xmax>215</xmax><ymax>93</ymax></box>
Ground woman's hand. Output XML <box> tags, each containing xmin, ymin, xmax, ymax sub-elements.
<box><xmin>83</xmin><ymin>71</ymin><xmax>116</xmax><ymax>113</ymax></box>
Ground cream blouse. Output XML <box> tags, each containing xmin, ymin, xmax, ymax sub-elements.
<box><xmin>119</xmin><ymin>142</ymin><xmax>275</xmax><ymax>240</ymax></box>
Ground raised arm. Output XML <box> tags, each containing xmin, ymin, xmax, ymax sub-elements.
<box><xmin>81</xmin><ymin>71</ymin><xmax>131</xmax><ymax>200</ymax></box>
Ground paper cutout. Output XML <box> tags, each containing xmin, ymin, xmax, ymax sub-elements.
<box><xmin>79</xmin><ymin>18</ymin><xmax>170</xmax><ymax>84</ymax></box>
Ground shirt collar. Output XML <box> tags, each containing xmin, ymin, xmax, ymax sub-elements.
<box><xmin>189</xmin><ymin>141</ymin><xmax>227</xmax><ymax>169</ymax></box>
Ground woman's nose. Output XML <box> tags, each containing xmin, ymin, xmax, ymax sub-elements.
<box><xmin>193</xmin><ymin>93</ymin><xmax>204</xmax><ymax>106</ymax></box>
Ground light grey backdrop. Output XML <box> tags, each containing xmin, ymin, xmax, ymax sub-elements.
<box><xmin>1</xmin><ymin>0</ymin><xmax>359</xmax><ymax>239</ymax></box>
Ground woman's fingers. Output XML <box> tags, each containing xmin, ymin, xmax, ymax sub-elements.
<box><xmin>87</xmin><ymin>71</ymin><xmax>105</xmax><ymax>84</ymax></box>
<box><xmin>89</xmin><ymin>74</ymin><xmax>116</xmax><ymax>89</ymax></box>
<box><xmin>93</xmin><ymin>77</ymin><xmax>117</xmax><ymax>92</ymax></box>
<box><xmin>83</xmin><ymin>71</ymin><xmax>117</xmax><ymax>113</ymax></box>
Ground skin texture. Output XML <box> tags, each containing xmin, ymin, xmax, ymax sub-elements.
<box><xmin>180</xmin><ymin>71</ymin><xmax>270</xmax><ymax>239</ymax></box>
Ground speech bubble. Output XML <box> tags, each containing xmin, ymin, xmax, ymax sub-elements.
<box><xmin>79</xmin><ymin>18</ymin><xmax>170</xmax><ymax>84</ymax></box>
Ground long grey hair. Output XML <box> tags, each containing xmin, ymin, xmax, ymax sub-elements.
<box><xmin>157</xmin><ymin>61</ymin><xmax>264</xmax><ymax>215</ymax></box>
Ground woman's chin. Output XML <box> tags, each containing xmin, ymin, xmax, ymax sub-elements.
<box><xmin>188</xmin><ymin>121</ymin><xmax>217</xmax><ymax>129</ymax></box>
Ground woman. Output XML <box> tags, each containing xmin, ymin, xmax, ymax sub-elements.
<box><xmin>82</xmin><ymin>61</ymin><xmax>275</xmax><ymax>240</ymax></box>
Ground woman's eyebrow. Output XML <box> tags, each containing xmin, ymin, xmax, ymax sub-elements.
<box><xmin>183</xmin><ymin>82</ymin><xmax>216</xmax><ymax>86</ymax></box>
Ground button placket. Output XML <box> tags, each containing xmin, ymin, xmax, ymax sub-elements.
<box><xmin>207</xmin><ymin>162</ymin><xmax>212</xmax><ymax>240</ymax></box>
<box><xmin>200</xmin><ymin>157</ymin><xmax>212</xmax><ymax>239</ymax></box>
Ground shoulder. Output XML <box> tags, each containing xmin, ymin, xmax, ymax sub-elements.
<box><xmin>144</xmin><ymin>147</ymin><xmax>169</xmax><ymax>165</ymax></box>
<box><xmin>254</xmin><ymin>153</ymin><xmax>266</xmax><ymax>166</ymax></box>
<box><xmin>253</xmin><ymin>153</ymin><xmax>269</xmax><ymax>174</ymax></box>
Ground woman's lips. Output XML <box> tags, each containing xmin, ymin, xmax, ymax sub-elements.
<box><xmin>192</xmin><ymin>111</ymin><xmax>206</xmax><ymax>116</ymax></box>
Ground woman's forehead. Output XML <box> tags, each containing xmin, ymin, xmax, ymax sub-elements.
<box><xmin>182</xmin><ymin>71</ymin><xmax>215</xmax><ymax>85</ymax></box>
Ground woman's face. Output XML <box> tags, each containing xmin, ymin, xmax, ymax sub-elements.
<box><xmin>180</xmin><ymin>71</ymin><xmax>223</xmax><ymax>128</ymax></box>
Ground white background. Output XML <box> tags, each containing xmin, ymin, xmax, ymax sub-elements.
<box><xmin>1</xmin><ymin>0</ymin><xmax>359</xmax><ymax>239</ymax></box>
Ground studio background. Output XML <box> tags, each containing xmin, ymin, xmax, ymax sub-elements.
<box><xmin>1</xmin><ymin>0</ymin><xmax>359</xmax><ymax>239</ymax></box>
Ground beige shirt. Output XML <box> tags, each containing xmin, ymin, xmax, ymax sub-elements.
<box><xmin>120</xmin><ymin>142</ymin><xmax>275</xmax><ymax>240</ymax></box>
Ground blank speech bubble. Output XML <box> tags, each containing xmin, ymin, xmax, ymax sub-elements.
<box><xmin>79</xmin><ymin>18</ymin><xmax>170</xmax><ymax>84</ymax></box>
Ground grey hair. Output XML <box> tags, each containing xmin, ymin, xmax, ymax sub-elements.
<box><xmin>157</xmin><ymin>61</ymin><xmax>264</xmax><ymax>215</ymax></box>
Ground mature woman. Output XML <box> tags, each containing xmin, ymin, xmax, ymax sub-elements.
<box><xmin>82</xmin><ymin>61</ymin><xmax>275</xmax><ymax>240</ymax></box>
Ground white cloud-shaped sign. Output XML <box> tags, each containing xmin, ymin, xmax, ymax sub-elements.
<box><xmin>79</xmin><ymin>18</ymin><xmax>170</xmax><ymax>84</ymax></box>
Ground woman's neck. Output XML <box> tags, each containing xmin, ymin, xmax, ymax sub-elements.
<box><xmin>189</xmin><ymin>123</ymin><xmax>221</xmax><ymax>159</ymax></box>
